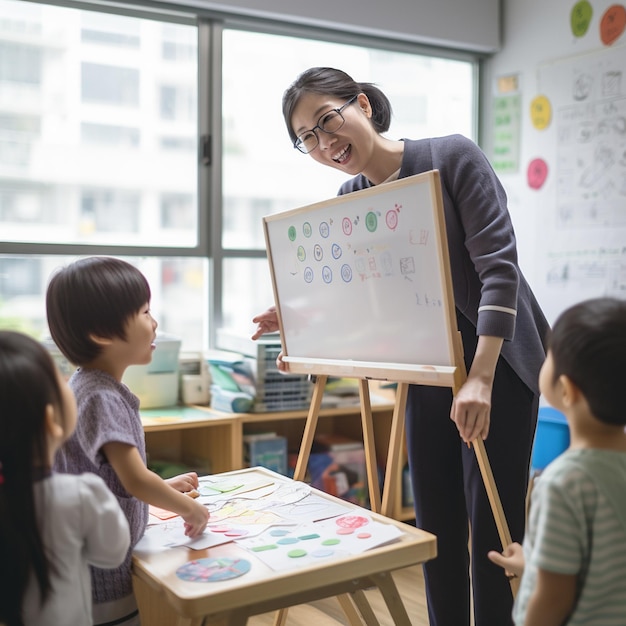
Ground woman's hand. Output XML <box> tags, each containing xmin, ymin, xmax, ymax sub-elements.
<box><xmin>251</xmin><ymin>305</ymin><xmax>279</xmax><ymax>340</ymax></box>
<box><xmin>450</xmin><ymin>335</ymin><xmax>503</xmax><ymax>443</ymax></box>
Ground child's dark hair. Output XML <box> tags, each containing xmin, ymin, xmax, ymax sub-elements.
<box><xmin>282</xmin><ymin>67</ymin><xmax>393</xmax><ymax>145</ymax></box>
<box><xmin>0</xmin><ymin>331</ymin><xmax>64</xmax><ymax>626</ymax></box>
<box><xmin>46</xmin><ymin>257</ymin><xmax>151</xmax><ymax>366</ymax></box>
<box><xmin>549</xmin><ymin>297</ymin><xmax>626</xmax><ymax>426</ymax></box>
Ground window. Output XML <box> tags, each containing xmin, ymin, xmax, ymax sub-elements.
<box><xmin>0</xmin><ymin>0</ymin><xmax>478</xmax><ymax>353</ymax></box>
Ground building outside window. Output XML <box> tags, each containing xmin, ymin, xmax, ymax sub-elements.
<box><xmin>0</xmin><ymin>0</ymin><xmax>477</xmax><ymax>351</ymax></box>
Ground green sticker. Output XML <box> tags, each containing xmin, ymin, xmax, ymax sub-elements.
<box><xmin>571</xmin><ymin>0</ymin><xmax>592</xmax><ymax>37</ymax></box>
<box><xmin>287</xmin><ymin>548</ymin><xmax>307</xmax><ymax>558</ymax></box>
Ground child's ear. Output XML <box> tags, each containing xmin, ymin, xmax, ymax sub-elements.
<box><xmin>45</xmin><ymin>404</ymin><xmax>64</xmax><ymax>440</ymax></box>
<box><xmin>559</xmin><ymin>375</ymin><xmax>582</xmax><ymax>408</ymax></box>
<box><xmin>89</xmin><ymin>333</ymin><xmax>113</xmax><ymax>346</ymax></box>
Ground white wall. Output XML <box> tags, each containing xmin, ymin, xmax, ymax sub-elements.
<box><xmin>156</xmin><ymin>0</ymin><xmax>501</xmax><ymax>52</ymax></box>
<box><xmin>482</xmin><ymin>0</ymin><xmax>626</xmax><ymax>324</ymax></box>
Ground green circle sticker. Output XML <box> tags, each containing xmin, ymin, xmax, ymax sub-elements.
<box><xmin>365</xmin><ymin>211</ymin><xmax>378</xmax><ymax>232</ymax></box>
<box><xmin>571</xmin><ymin>1</ymin><xmax>592</xmax><ymax>38</ymax></box>
<box><xmin>288</xmin><ymin>226</ymin><xmax>296</xmax><ymax>241</ymax></box>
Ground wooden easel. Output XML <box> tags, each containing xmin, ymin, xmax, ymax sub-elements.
<box><xmin>263</xmin><ymin>172</ymin><xmax>520</xmax><ymax>624</ymax></box>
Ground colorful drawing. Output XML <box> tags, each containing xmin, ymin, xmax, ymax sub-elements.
<box><xmin>176</xmin><ymin>557</ymin><xmax>251</xmax><ymax>582</ymax></box>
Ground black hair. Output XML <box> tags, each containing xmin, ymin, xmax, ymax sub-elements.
<box><xmin>0</xmin><ymin>331</ymin><xmax>64</xmax><ymax>626</ymax></box>
<box><xmin>282</xmin><ymin>67</ymin><xmax>393</xmax><ymax>145</ymax></box>
<box><xmin>46</xmin><ymin>257</ymin><xmax>151</xmax><ymax>366</ymax></box>
<box><xmin>548</xmin><ymin>297</ymin><xmax>626</xmax><ymax>426</ymax></box>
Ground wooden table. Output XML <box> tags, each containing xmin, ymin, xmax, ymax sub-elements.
<box><xmin>132</xmin><ymin>467</ymin><xmax>436</xmax><ymax>626</ymax></box>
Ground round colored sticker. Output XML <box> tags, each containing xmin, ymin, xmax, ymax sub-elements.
<box><xmin>336</xmin><ymin>515</ymin><xmax>369</xmax><ymax>529</ymax></box>
<box><xmin>530</xmin><ymin>96</ymin><xmax>551</xmax><ymax>130</ymax></box>
<box><xmin>277</xmin><ymin>537</ymin><xmax>299</xmax><ymax>545</ymax></box>
<box><xmin>600</xmin><ymin>5</ymin><xmax>626</xmax><ymax>46</ymax></box>
<box><xmin>287</xmin><ymin>549</ymin><xmax>307</xmax><ymax>558</ymax></box>
<box><xmin>571</xmin><ymin>1</ymin><xmax>593</xmax><ymax>38</ymax></box>
<box><xmin>322</xmin><ymin>538</ymin><xmax>341</xmax><ymax>546</ymax></box>
<box><xmin>527</xmin><ymin>158</ymin><xmax>548</xmax><ymax>190</ymax></box>
<box><xmin>311</xmin><ymin>548</ymin><xmax>335</xmax><ymax>557</ymax></box>
<box><xmin>176</xmin><ymin>558</ymin><xmax>251</xmax><ymax>582</ymax></box>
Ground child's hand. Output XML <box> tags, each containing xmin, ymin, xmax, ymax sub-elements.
<box><xmin>166</xmin><ymin>471</ymin><xmax>199</xmax><ymax>493</ymax></box>
<box><xmin>488</xmin><ymin>542</ymin><xmax>525</xmax><ymax>579</ymax></box>
<box><xmin>183</xmin><ymin>500</ymin><xmax>209</xmax><ymax>538</ymax></box>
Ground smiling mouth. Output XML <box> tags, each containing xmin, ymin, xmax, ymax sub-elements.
<box><xmin>333</xmin><ymin>145</ymin><xmax>351</xmax><ymax>163</ymax></box>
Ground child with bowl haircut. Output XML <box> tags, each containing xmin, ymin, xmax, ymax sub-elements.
<box><xmin>46</xmin><ymin>257</ymin><xmax>209</xmax><ymax>626</ymax></box>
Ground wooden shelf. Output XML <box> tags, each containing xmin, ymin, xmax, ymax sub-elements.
<box><xmin>141</xmin><ymin>391</ymin><xmax>415</xmax><ymax>522</ymax></box>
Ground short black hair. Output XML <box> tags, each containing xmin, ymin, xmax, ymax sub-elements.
<box><xmin>46</xmin><ymin>257</ymin><xmax>151</xmax><ymax>366</ymax></box>
<box><xmin>548</xmin><ymin>297</ymin><xmax>626</xmax><ymax>426</ymax></box>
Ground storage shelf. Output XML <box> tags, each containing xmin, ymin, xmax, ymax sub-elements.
<box><xmin>141</xmin><ymin>390</ymin><xmax>414</xmax><ymax>521</ymax></box>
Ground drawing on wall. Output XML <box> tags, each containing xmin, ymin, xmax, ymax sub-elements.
<box><xmin>536</xmin><ymin>44</ymin><xmax>626</xmax><ymax>322</ymax></box>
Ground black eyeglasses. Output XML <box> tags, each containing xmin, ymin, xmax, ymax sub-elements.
<box><xmin>293</xmin><ymin>95</ymin><xmax>358</xmax><ymax>154</ymax></box>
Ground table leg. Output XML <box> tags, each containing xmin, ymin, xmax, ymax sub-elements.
<box><xmin>349</xmin><ymin>590</ymin><xmax>380</xmax><ymax>625</ymax></box>
<box><xmin>370</xmin><ymin>571</ymin><xmax>412</xmax><ymax>626</ymax></box>
<box><xmin>337</xmin><ymin>593</ymin><xmax>367</xmax><ymax>625</ymax></box>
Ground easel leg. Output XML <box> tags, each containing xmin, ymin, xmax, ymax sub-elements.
<box><xmin>274</xmin><ymin>375</ymin><xmax>328</xmax><ymax>626</ymax></box>
<box><xmin>358</xmin><ymin>380</ymin><xmax>381</xmax><ymax>513</ymax></box>
<box><xmin>292</xmin><ymin>375</ymin><xmax>328</xmax><ymax>481</ymax></box>
<box><xmin>471</xmin><ymin>437</ymin><xmax>519</xmax><ymax>596</ymax></box>
<box><xmin>380</xmin><ymin>383</ymin><xmax>408</xmax><ymax>518</ymax></box>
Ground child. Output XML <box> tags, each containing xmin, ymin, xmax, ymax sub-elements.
<box><xmin>46</xmin><ymin>257</ymin><xmax>209</xmax><ymax>626</ymax></box>
<box><xmin>488</xmin><ymin>297</ymin><xmax>626</xmax><ymax>625</ymax></box>
<box><xmin>0</xmin><ymin>331</ymin><xmax>130</xmax><ymax>626</ymax></box>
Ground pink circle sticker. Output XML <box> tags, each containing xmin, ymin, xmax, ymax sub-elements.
<box><xmin>527</xmin><ymin>158</ymin><xmax>548</xmax><ymax>190</ymax></box>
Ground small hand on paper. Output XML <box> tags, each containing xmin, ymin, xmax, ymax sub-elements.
<box><xmin>166</xmin><ymin>471</ymin><xmax>199</xmax><ymax>495</ymax></box>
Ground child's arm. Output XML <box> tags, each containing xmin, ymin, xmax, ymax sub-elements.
<box><xmin>523</xmin><ymin>568</ymin><xmax>576</xmax><ymax>626</ymax></box>
<box><xmin>103</xmin><ymin>442</ymin><xmax>209</xmax><ymax>537</ymax></box>
<box><xmin>487</xmin><ymin>541</ymin><xmax>525</xmax><ymax>578</ymax></box>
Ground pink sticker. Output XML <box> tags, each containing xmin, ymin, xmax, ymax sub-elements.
<box><xmin>336</xmin><ymin>515</ymin><xmax>369</xmax><ymax>529</ymax></box>
<box><xmin>527</xmin><ymin>158</ymin><xmax>548</xmax><ymax>190</ymax></box>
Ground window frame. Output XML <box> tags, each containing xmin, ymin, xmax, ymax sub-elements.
<box><xmin>0</xmin><ymin>0</ymin><xmax>481</xmax><ymax>349</ymax></box>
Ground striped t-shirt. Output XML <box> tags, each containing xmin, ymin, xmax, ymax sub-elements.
<box><xmin>514</xmin><ymin>448</ymin><xmax>626</xmax><ymax>625</ymax></box>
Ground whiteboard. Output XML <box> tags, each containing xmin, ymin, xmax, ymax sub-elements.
<box><xmin>263</xmin><ymin>171</ymin><xmax>462</xmax><ymax>385</ymax></box>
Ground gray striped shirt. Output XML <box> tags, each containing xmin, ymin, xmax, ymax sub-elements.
<box><xmin>514</xmin><ymin>448</ymin><xmax>626</xmax><ymax>625</ymax></box>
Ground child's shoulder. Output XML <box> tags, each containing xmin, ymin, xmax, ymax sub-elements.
<box><xmin>543</xmin><ymin>448</ymin><xmax>626</xmax><ymax>491</ymax></box>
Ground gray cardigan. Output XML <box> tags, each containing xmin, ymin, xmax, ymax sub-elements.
<box><xmin>338</xmin><ymin>135</ymin><xmax>549</xmax><ymax>395</ymax></box>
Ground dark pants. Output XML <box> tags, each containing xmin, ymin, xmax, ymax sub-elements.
<box><xmin>405</xmin><ymin>313</ymin><xmax>538</xmax><ymax>626</ymax></box>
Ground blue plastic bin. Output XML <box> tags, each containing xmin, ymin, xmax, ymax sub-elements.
<box><xmin>531</xmin><ymin>407</ymin><xmax>570</xmax><ymax>471</ymax></box>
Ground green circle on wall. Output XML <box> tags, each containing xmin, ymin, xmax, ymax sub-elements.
<box><xmin>288</xmin><ymin>225</ymin><xmax>297</xmax><ymax>241</ymax></box>
<box><xmin>571</xmin><ymin>0</ymin><xmax>592</xmax><ymax>38</ymax></box>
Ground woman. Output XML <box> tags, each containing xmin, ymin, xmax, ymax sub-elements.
<box><xmin>253</xmin><ymin>67</ymin><xmax>548</xmax><ymax>626</ymax></box>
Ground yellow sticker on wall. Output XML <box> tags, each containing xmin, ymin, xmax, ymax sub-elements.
<box><xmin>530</xmin><ymin>95</ymin><xmax>552</xmax><ymax>130</ymax></box>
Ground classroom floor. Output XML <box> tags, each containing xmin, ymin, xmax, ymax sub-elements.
<box><xmin>247</xmin><ymin>563</ymin><xmax>429</xmax><ymax>625</ymax></box>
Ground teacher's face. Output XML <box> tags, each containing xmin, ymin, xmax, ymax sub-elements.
<box><xmin>291</xmin><ymin>92</ymin><xmax>376</xmax><ymax>176</ymax></box>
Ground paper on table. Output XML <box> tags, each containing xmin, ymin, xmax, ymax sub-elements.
<box><xmin>135</xmin><ymin>519</ymin><xmax>234</xmax><ymax>553</ymax></box>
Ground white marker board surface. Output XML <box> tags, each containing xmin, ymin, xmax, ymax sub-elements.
<box><xmin>263</xmin><ymin>171</ymin><xmax>460</xmax><ymax>383</ymax></box>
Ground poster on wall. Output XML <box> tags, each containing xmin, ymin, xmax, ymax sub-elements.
<box><xmin>535</xmin><ymin>44</ymin><xmax>626</xmax><ymax>322</ymax></box>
